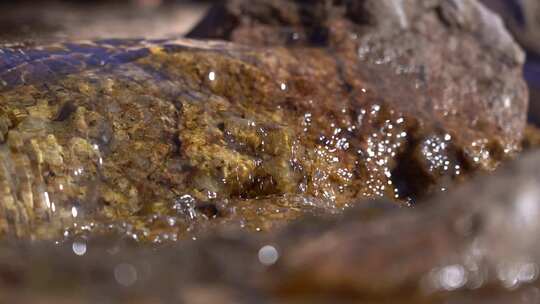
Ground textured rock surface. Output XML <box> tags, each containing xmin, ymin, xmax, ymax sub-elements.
<box><xmin>480</xmin><ymin>0</ymin><xmax>540</xmax><ymax>125</ymax></box>
<box><xmin>0</xmin><ymin>0</ymin><xmax>528</xmax><ymax>240</ymax></box>
<box><xmin>480</xmin><ymin>0</ymin><xmax>540</xmax><ymax>54</ymax></box>
<box><xmin>3</xmin><ymin>151</ymin><xmax>540</xmax><ymax>303</ymax></box>
<box><xmin>190</xmin><ymin>0</ymin><xmax>529</xmax><ymax>191</ymax></box>
<box><xmin>0</xmin><ymin>0</ymin><xmax>535</xmax><ymax>303</ymax></box>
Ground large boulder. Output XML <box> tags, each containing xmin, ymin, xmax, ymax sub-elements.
<box><xmin>190</xmin><ymin>0</ymin><xmax>529</xmax><ymax>193</ymax></box>
<box><xmin>0</xmin><ymin>0</ymin><xmax>528</xmax><ymax>239</ymax></box>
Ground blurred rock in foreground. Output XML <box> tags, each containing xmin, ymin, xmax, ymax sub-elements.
<box><xmin>3</xmin><ymin>151</ymin><xmax>540</xmax><ymax>303</ymax></box>
<box><xmin>0</xmin><ymin>1</ymin><xmax>208</xmax><ymax>43</ymax></box>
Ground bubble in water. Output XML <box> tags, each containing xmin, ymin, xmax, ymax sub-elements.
<box><xmin>258</xmin><ymin>245</ymin><xmax>279</xmax><ymax>266</ymax></box>
<box><xmin>428</xmin><ymin>264</ymin><xmax>467</xmax><ymax>291</ymax></box>
<box><xmin>440</xmin><ymin>265</ymin><xmax>467</xmax><ymax>290</ymax></box>
<box><xmin>498</xmin><ymin>261</ymin><xmax>539</xmax><ymax>289</ymax></box>
<box><xmin>72</xmin><ymin>240</ymin><xmax>87</xmax><ymax>256</ymax></box>
<box><xmin>114</xmin><ymin>263</ymin><xmax>138</xmax><ymax>287</ymax></box>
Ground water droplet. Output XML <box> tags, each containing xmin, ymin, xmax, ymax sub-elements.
<box><xmin>438</xmin><ymin>265</ymin><xmax>467</xmax><ymax>290</ymax></box>
<box><xmin>44</xmin><ymin>191</ymin><xmax>51</xmax><ymax>209</ymax></box>
<box><xmin>503</xmin><ymin>96</ymin><xmax>512</xmax><ymax>108</ymax></box>
<box><xmin>114</xmin><ymin>263</ymin><xmax>138</xmax><ymax>287</ymax></box>
<box><xmin>208</xmin><ymin>71</ymin><xmax>216</xmax><ymax>81</ymax></box>
<box><xmin>258</xmin><ymin>245</ymin><xmax>279</xmax><ymax>266</ymax></box>
<box><xmin>72</xmin><ymin>240</ymin><xmax>87</xmax><ymax>256</ymax></box>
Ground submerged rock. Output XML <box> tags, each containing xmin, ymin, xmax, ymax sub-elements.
<box><xmin>0</xmin><ymin>0</ymin><xmax>528</xmax><ymax>240</ymax></box>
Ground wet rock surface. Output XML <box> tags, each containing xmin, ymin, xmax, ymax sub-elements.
<box><xmin>0</xmin><ymin>0</ymin><xmax>534</xmax><ymax>303</ymax></box>
<box><xmin>3</xmin><ymin>151</ymin><xmax>540</xmax><ymax>303</ymax></box>
<box><xmin>0</xmin><ymin>0</ymin><xmax>528</xmax><ymax>241</ymax></box>
<box><xmin>191</xmin><ymin>0</ymin><xmax>529</xmax><ymax>192</ymax></box>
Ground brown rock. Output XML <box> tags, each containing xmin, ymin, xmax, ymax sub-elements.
<box><xmin>270</xmin><ymin>151</ymin><xmax>540</xmax><ymax>299</ymax></box>
<box><xmin>523</xmin><ymin>125</ymin><xmax>540</xmax><ymax>149</ymax></box>
<box><xmin>0</xmin><ymin>0</ymin><xmax>528</xmax><ymax>240</ymax></box>
<box><xmin>191</xmin><ymin>0</ymin><xmax>529</xmax><ymax>186</ymax></box>
<box><xmin>3</xmin><ymin>151</ymin><xmax>540</xmax><ymax>303</ymax></box>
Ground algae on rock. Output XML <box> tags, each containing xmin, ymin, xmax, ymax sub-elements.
<box><xmin>0</xmin><ymin>0</ymin><xmax>529</xmax><ymax>240</ymax></box>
